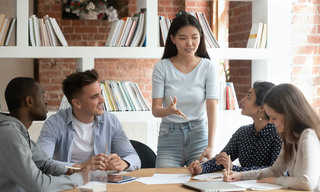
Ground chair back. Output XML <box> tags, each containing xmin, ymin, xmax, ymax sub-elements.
<box><xmin>130</xmin><ymin>140</ymin><xmax>156</xmax><ymax>168</ymax></box>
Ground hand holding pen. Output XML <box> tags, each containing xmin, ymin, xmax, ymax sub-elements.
<box><xmin>215</xmin><ymin>152</ymin><xmax>233</xmax><ymax>171</ymax></box>
<box><xmin>222</xmin><ymin>154</ymin><xmax>241</xmax><ymax>182</ymax></box>
<box><xmin>169</xmin><ymin>96</ymin><xmax>188</xmax><ymax>119</ymax></box>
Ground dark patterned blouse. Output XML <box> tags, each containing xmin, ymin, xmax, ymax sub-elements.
<box><xmin>202</xmin><ymin>123</ymin><xmax>282</xmax><ymax>173</ymax></box>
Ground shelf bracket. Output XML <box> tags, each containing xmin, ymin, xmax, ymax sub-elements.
<box><xmin>76</xmin><ymin>57</ymin><xmax>95</xmax><ymax>72</ymax></box>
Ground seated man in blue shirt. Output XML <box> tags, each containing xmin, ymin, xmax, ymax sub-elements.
<box><xmin>0</xmin><ymin>77</ymin><xmax>88</xmax><ymax>191</ymax></box>
<box><xmin>37</xmin><ymin>69</ymin><xmax>141</xmax><ymax>172</ymax></box>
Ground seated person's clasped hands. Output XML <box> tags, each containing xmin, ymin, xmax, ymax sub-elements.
<box><xmin>104</xmin><ymin>153</ymin><xmax>129</xmax><ymax>172</ymax></box>
<box><xmin>74</xmin><ymin>153</ymin><xmax>129</xmax><ymax>172</ymax></box>
<box><xmin>37</xmin><ymin>69</ymin><xmax>141</xmax><ymax>174</ymax></box>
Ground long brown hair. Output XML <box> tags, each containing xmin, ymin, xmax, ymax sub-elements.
<box><xmin>263</xmin><ymin>83</ymin><xmax>320</xmax><ymax>162</ymax></box>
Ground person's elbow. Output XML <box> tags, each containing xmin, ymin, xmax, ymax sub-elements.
<box><xmin>151</xmin><ymin>108</ymin><xmax>161</xmax><ymax>117</ymax></box>
<box><xmin>152</xmin><ymin>110</ymin><xmax>159</xmax><ymax>117</ymax></box>
<box><xmin>292</xmin><ymin>176</ymin><xmax>318</xmax><ymax>191</ymax></box>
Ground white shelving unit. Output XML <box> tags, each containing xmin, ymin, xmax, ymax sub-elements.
<box><xmin>0</xmin><ymin>0</ymin><xmax>291</xmax><ymax>152</ymax></box>
<box><xmin>0</xmin><ymin>0</ymin><xmax>291</xmax><ymax>83</ymax></box>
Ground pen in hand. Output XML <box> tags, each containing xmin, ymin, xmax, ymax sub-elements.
<box><xmin>227</xmin><ymin>155</ymin><xmax>230</xmax><ymax>177</ymax></box>
<box><xmin>64</xmin><ymin>166</ymin><xmax>81</xmax><ymax>170</ymax></box>
<box><xmin>169</xmin><ymin>96</ymin><xmax>176</xmax><ymax>108</ymax></box>
<box><xmin>197</xmin><ymin>154</ymin><xmax>218</xmax><ymax>166</ymax></box>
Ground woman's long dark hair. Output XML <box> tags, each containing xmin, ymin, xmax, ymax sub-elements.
<box><xmin>263</xmin><ymin>83</ymin><xmax>320</xmax><ymax>163</ymax></box>
<box><xmin>162</xmin><ymin>13</ymin><xmax>210</xmax><ymax>59</ymax></box>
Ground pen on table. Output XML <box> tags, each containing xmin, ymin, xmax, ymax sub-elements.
<box><xmin>205</xmin><ymin>176</ymin><xmax>222</xmax><ymax>181</ymax></box>
<box><xmin>195</xmin><ymin>176</ymin><xmax>222</xmax><ymax>181</ymax></box>
<box><xmin>64</xmin><ymin>166</ymin><xmax>81</xmax><ymax>170</ymax></box>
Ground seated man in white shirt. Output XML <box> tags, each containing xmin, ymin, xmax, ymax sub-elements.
<box><xmin>37</xmin><ymin>69</ymin><xmax>141</xmax><ymax>172</ymax></box>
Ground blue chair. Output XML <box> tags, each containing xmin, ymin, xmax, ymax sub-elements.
<box><xmin>130</xmin><ymin>140</ymin><xmax>156</xmax><ymax>168</ymax></box>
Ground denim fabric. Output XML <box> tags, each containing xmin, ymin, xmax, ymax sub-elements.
<box><xmin>155</xmin><ymin>120</ymin><xmax>208</xmax><ymax>168</ymax></box>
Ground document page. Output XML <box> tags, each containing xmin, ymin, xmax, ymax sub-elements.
<box><xmin>192</xmin><ymin>173</ymin><xmax>223</xmax><ymax>181</ymax></box>
<box><xmin>231</xmin><ymin>180</ymin><xmax>284</xmax><ymax>190</ymax></box>
<box><xmin>137</xmin><ymin>174</ymin><xmax>191</xmax><ymax>184</ymax></box>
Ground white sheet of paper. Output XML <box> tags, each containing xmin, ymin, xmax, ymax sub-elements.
<box><xmin>77</xmin><ymin>181</ymin><xmax>106</xmax><ymax>192</ymax></box>
<box><xmin>192</xmin><ymin>173</ymin><xmax>223</xmax><ymax>181</ymax></box>
<box><xmin>231</xmin><ymin>180</ymin><xmax>284</xmax><ymax>190</ymax></box>
<box><xmin>137</xmin><ymin>173</ymin><xmax>191</xmax><ymax>184</ymax></box>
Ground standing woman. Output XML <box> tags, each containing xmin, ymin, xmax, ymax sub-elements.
<box><xmin>152</xmin><ymin>13</ymin><xmax>219</xmax><ymax>168</ymax></box>
<box><xmin>224</xmin><ymin>84</ymin><xmax>320</xmax><ymax>191</ymax></box>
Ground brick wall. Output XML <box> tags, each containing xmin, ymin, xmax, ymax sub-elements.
<box><xmin>39</xmin><ymin>1</ymin><xmax>320</xmax><ymax>117</ymax></box>
<box><xmin>37</xmin><ymin>0</ymin><xmax>212</xmax><ymax>110</ymax></box>
<box><xmin>228</xmin><ymin>2</ymin><xmax>252</xmax><ymax>103</ymax></box>
<box><xmin>37</xmin><ymin>0</ymin><xmax>156</xmax><ymax>110</ymax></box>
<box><xmin>291</xmin><ymin>0</ymin><xmax>320</xmax><ymax>116</ymax></box>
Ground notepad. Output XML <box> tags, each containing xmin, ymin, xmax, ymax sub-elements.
<box><xmin>77</xmin><ymin>182</ymin><xmax>106</xmax><ymax>192</ymax></box>
<box><xmin>89</xmin><ymin>170</ymin><xmax>137</xmax><ymax>184</ymax></box>
<box><xmin>231</xmin><ymin>180</ymin><xmax>284</xmax><ymax>190</ymax></box>
<box><xmin>182</xmin><ymin>181</ymin><xmax>246</xmax><ymax>192</ymax></box>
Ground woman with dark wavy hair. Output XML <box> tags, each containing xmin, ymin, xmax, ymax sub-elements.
<box><xmin>224</xmin><ymin>83</ymin><xmax>320</xmax><ymax>191</ymax></box>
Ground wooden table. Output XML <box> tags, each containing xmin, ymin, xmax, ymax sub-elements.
<box><xmin>64</xmin><ymin>167</ymin><xmax>308</xmax><ymax>192</ymax></box>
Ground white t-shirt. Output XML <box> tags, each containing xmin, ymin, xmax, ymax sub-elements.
<box><xmin>152</xmin><ymin>58</ymin><xmax>219</xmax><ymax>123</ymax></box>
<box><xmin>71</xmin><ymin>115</ymin><xmax>95</xmax><ymax>163</ymax></box>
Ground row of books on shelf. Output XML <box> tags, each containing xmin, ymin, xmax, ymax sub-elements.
<box><xmin>105</xmin><ymin>9</ymin><xmax>146</xmax><ymax>47</ymax></box>
<box><xmin>159</xmin><ymin>15</ymin><xmax>171</xmax><ymax>46</ymax></box>
<box><xmin>29</xmin><ymin>15</ymin><xmax>68</xmax><ymax>47</ymax></box>
<box><xmin>247</xmin><ymin>22</ymin><xmax>268</xmax><ymax>48</ymax></box>
<box><xmin>0</xmin><ymin>13</ymin><xmax>16</xmax><ymax>46</ymax></box>
<box><xmin>60</xmin><ymin>80</ymin><xmax>150</xmax><ymax>112</ymax></box>
<box><xmin>219</xmin><ymin>82</ymin><xmax>239</xmax><ymax>110</ymax></box>
<box><xmin>189</xmin><ymin>11</ymin><xmax>220</xmax><ymax>48</ymax></box>
<box><xmin>159</xmin><ymin>11</ymin><xmax>220</xmax><ymax>48</ymax></box>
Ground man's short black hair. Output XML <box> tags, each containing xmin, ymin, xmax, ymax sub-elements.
<box><xmin>5</xmin><ymin>77</ymin><xmax>38</xmax><ymax>112</ymax></box>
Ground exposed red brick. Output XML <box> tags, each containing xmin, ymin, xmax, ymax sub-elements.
<box><xmin>293</xmin><ymin>45</ymin><xmax>318</xmax><ymax>54</ymax></box>
<box><xmin>292</xmin><ymin>4</ymin><xmax>317</xmax><ymax>14</ymax></box>
<box><xmin>36</xmin><ymin>0</ymin><xmax>255</xmax><ymax>109</ymax></box>
<box><xmin>74</xmin><ymin>27</ymin><xmax>98</xmax><ymax>33</ymax></box>
<box><xmin>293</xmin><ymin>56</ymin><xmax>307</xmax><ymax>65</ymax></box>
<box><xmin>292</xmin><ymin>15</ymin><xmax>318</xmax><ymax>24</ymax></box>
<box><xmin>185</xmin><ymin>1</ymin><xmax>196</xmax><ymax>7</ymax></box>
<box><xmin>314</xmin><ymin>56</ymin><xmax>320</xmax><ymax>65</ymax></box>
<box><xmin>308</xmin><ymin>35</ymin><xmax>320</xmax><ymax>43</ymax></box>
<box><xmin>313</xmin><ymin>76</ymin><xmax>320</xmax><ymax>85</ymax></box>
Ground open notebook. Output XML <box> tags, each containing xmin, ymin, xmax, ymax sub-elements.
<box><xmin>182</xmin><ymin>181</ymin><xmax>246</xmax><ymax>192</ymax></box>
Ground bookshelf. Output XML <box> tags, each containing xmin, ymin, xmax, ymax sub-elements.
<box><xmin>0</xmin><ymin>0</ymin><xmax>291</xmax><ymax>82</ymax></box>
<box><xmin>0</xmin><ymin>0</ymin><xmax>291</xmax><ymax>153</ymax></box>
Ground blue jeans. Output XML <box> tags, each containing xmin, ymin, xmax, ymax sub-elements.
<box><xmin>155</xmin><ymin>120</ymin><xmax>208</xmax><ymax>168</ymax></box>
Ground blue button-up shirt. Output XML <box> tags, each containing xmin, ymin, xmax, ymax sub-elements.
<box><xmin>37</xmin><ymin>108</ymin><xmax>141</xmax><ymax>171</ymax></box>
<box><xmin>202</xmin><ymin>123</ymin><xmax>282</xmax><ymax>173</ymax></box>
